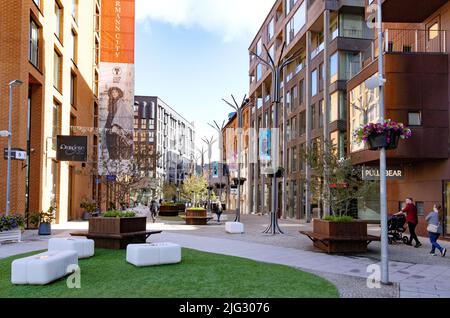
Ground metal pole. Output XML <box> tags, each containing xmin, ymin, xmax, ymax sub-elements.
<box><xmin>323</xmin><ymin>10</ymin><xmax>331</xmax><ymax>218</ymax></box>
<box><xmin>26</xmin><ymin>90</ymin><xmax>31</xmax><ymax>227</ymax></box>
<box><xmin>305</xmin><ymin>31</ymin><xmax>312</xmax><ymax>222</ymax></box>
<box><xmin>378</xmin><ymin>1</ymin><xmax>389</xmax><ymax>285</ymax></box>
<box><xmin>236</xmin><ymin>109</ymin><xmax>242</xmax><ymax>222</ymax></box>
<box><xmin>6</xmin><ymin>84</ymin><xmax>13</xmax><ymax>216</ymax></box>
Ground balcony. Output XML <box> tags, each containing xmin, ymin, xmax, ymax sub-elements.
<box><xmin>347</xmin><ymin>29</ymin><xmax>449</xmax><ymax>164</ymax></box>
<box><xmin>382</xmin><ymin>0</ymin><xmax>448</xmax><ymax>23</ymax></box>
<box><xmin>385</xmin><ymin>29</ymin><xmax>447</xmax><ymax>54</ymax></box>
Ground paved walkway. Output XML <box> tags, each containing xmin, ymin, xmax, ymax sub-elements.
<box><xmin>1</xmin><ymin>214</ymin><xmax>449</xmax><ymax>298</ymax></box>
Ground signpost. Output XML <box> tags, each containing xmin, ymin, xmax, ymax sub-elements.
<box><xmin>3</xmin><ymin>148</ymin><xmax>27</xmax><ymax>161</ymax></box>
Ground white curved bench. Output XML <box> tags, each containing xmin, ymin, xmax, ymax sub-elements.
<box><xmin>126</xmin><ymin>242</ymin><xmax>181</xmax><ymax>267</ymax></box>
<box><xmin>11</xmin><ymin>251</ymin><xmax>78</xmax><ymax>285</ymax></box>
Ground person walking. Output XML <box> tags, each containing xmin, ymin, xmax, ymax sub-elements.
<box><xmin>396</xmin><ymin>198</ymin><xmax>422</xmax><ymax>248</ymax></box>
<box><xmin>150</xmin><ymin>200</ymin><xmax>157</xmax><ymax>223</ymax></box>
<box><xmin>426</xmin><ymin>203</ymin><xmax>447</xmax><ymax>257</ymax></box>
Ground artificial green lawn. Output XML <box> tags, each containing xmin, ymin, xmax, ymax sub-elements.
<box><xmin>0</xmin><ymin>248</ymin><xmax>339</xmax><ymax>298</ymax></box>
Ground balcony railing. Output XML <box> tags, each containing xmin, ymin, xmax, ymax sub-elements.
<box><xmin>385</xmin><ymin>28</ymin><xmax>447</xmax><ymax>54</ymax></box>
<box><xmin>311</xmin><ymin>42</ymin><xmax>324</xmax><ymax>59</ymax></box>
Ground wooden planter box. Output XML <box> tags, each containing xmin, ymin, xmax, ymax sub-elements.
<box><xmin>0</xmin><ymin>229</ymin><xmax>21</xmax><ymax>244</ymax></box>
<box><xmin>87</xmin><ymin>217</ymin><xmax>147</xmax><ymax>249</ymax></box>
<box><xmin>183</xmin><ymin>209</ymin><xmax>212</xmax><ymax>225</ymax></box>
<box><xmin>159</xmin><ymin>204</ymin><xmax>185</xmax><ymax>217</ymax></box>
<box><xmin>312</xmin><ymin>219</ymin><xmax>368</xmax><ymax>254</ymax></box>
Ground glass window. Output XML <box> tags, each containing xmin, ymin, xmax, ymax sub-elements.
<box><xmin>268</xmin><ymin>17</ymin><xmax>275</xmax><ymax>41</ymax></box>
<box><xmin>72</xmin><ymin>0</ymin><xmax>78</xmax><ymax>21</ymax></box>
<box><xmin>292</xmin><ymin>146</ymin><xmax>297</xmax><ymax>172</ymax></box>
<box><xmin>330</xmin><ymin>52</ymin><xmax>338</xmax><ymax>83</ymax></box>
<box><xmin>256</xmin><ymin>38</ymin><xmax>262</xmax><ymax>56</ymax></box>
<box><xmin>311</xmin><ymin>104</ymin><xmax>316</xmax><ymax>130</ymax></box>
<box><xmin>408</xmin><ymin>112</ymin><xmax>422</xmax><ymax>126</ymax></box>
<box><xmin>339</xmin><ymin>13</ymin><xmax>363</xmax><ymax>38</ymax></box>
<box><xmin>29</xmin><ymin>19</ymin><xmax>40</xmax><ymax>68</ymax></box>
<box><xmin>319</xmin><ymin>100</ymin><xmax>324</xmax><ymax>128</ymax></box>
<box><xmin>33</xmin><ymin>0</ymin><xmax>40</xmax><ymax>8</ymax></box>
<box><xmin>268</xmin><ymin>45</ymin><xmax>275</xmax><ymax>62</ymax></box>
<box><xmin>256</xmin><ymin>64</ymin><xmax>262</xmax><ymax>81</ymax></box>
<box><xmin>428</xmin><ymin>22</ymin><xmax>439</xmax><ymax>40</ymax></box>
<box><xmin>70</xmin><ymin>73</ymin><xmax>76</xmax><ymax>106</ymax></box>
<box><xmin>330</xmin><ymin>92</ymin><xmax>339</xmax><ymax>123</ymax></box>
<box><xmin>71</xmin><ymin>29</ymin><xmax>77</xmax><ymax>63</ymax></box>
<box><xmin>52</xmin><ymin>102</ymin><xmax>60</xmax><ymax>150</ymax></box>
<box><xmin>55</xmin><ymin>1</ymin><xmax>63</xmax><ymax>40</ymax></box>
<box><xmin>299</xmin><ymin>79</ymin><xmax>304</xmax><ymax>104</ymax></box>
<box><xmin>293</xmin><ymin>2</ymin><xmax>306</xmax><ymax>35</ymax></box>
<box><xmin>53</xmin><ymin>50</ymin><xmax>62</xmax><ymax>91</ymax></box>
<box><xmin>311</xmin><ymin>69</ymin><xmax>318</xmax><ymax>96</ymax></box>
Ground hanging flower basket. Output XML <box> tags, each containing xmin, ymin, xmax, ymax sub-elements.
<box><xmin>353</xmin><ymin>120</ymin><xmax>412</xmax><ymax>151</ymax></box>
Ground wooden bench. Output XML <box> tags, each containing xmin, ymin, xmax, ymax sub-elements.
<box><xmin>71</xmin><ymin>230</ymin><xmax>162</xmax><ymax>250</ymax></box>
<box><xmin>300</xmin><ymin>230</ymin><xmax>381</xmax><ymax>254</ymax></box>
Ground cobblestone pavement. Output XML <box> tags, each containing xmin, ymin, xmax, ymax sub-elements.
<box><xmin>1</xmin><ymin>214</ymin><xmax>449</xmax><ymax>298</ymax></box>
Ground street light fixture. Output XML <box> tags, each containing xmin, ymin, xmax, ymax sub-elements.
<box><xmin>5</xmin><ymin>79</ymin><xmax>24</xmax><ymax>216</ymax></box>
<box><xmin>222</xmin><ymin>95</ymin><xmax>249</xmax><ymax>223</ymax></box>
<box><xmin>250</xmin><ymin>43</ymin><xmax>300</xmax><ymax>235</ymax></box>
<box><xmin>208</xmin><ymin>120</ymin><xmax>226</xmax><ymax>204</ymax></box>
<box><xmin>376</xmin><ymin>1</ymin><xmax>390</xmax><ymax>285</ymax></box>
<box><xmin>201</xmin><ymin>136</ymin><xmax>216</xmax><ymax>213</ymax></box>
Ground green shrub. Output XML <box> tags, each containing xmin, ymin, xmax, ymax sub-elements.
<box><xmin>323</xmin><ymin>215</ymin><xmax>355</xmax><ymax>222</ymax></box>
<box><xmin>187</xmin><ymin>208</ymin><xmax>206</xmax><ymax>211</ymax></box>
<box><xmin>103</xmin><ymin>210</ymin><xmax>136</xmax><ymax>218</ymax></box>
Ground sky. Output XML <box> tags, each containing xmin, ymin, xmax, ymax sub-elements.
<box><xmin>135</xmin><ymin>0</ymin><xmax>275</xmax><ymax>161</ymax></box>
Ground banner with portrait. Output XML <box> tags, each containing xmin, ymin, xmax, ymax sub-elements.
<box><xmin>98</xmin><ymin>0</ymin><xmax>135</xmax><ymax>175</ymax></box>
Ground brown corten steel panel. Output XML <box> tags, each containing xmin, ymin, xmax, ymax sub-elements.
<box><xmin>348</xmin><ymin>53</ymin><xmax>449</xmax><ymax>165</ymax></box>
<box><xmin>381</xmin><ymin>0</ymin><xmax>448</xmax><ymax>23</ymax></box>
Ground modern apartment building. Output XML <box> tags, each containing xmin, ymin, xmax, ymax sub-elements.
<box><xmin>134</xmin><ymin>96</ymin><xmax>196</xmax><ymax>197</ymax></box>
<box><xmin>222</xmin><ymin>108</ymin><xmax>251</xmax><ymax>214</ymax></box>
<box><xmin>0</xmin><ymin>0</ymin><xmax>101</xmax><ymax>222</ymax></box>
<box><xmin>348</xmin><ymin>0</ymin><xmax>450</xmax><ymax>237</ymax></box>
<box><xmin>247</xmin><ymin>0</ymin><xmax>374</xmax><ymax>221</ymax></box>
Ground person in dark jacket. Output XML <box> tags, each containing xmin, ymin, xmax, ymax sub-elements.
<box><xmin>395</xmin><ymin>198</ymin><xmax>422</xmax><ymax>248</ymax></box>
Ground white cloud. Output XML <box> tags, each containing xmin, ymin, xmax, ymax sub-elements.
<box><xmin>136</xmin><ymin>0</ymin><xmax>276</xmax><ymax>42</ymax></box>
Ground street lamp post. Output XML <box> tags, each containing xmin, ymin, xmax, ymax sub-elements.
<box><xmin>251</xmin><ymin>43</ymin><xmax>300</xmax><ymax>234</ymax></box>
<box><xmin>5</xmin><ymin>80</ymin><xmax>23</xmax><ymax>216</ymax></box>
<box><xmin>377</xmin><ymin>1</ymin><xmax>390</xmax><ymax>285</ymax></box>
<box><xmin>208</xmin><ymin>120</ymin><xmax>226</xmax><ymax>204</ymax></box>
<box><xmin>202</xmin><ymin>137</ymin><xmax>215</xmax><ymax>213</ymax></box>
<box><xmin>222</xmin><ymin>95</ymin><xmax>249</xmax><ymax>223</ymax></box>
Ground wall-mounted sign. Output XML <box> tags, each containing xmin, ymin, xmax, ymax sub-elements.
<box><xmin>362</xmin><ymin>166</ymin><xmax>404</xmax><ymax>181</ymax></box>
<box><xmin>3</xmin><ymin>148</ymin><xmax>27</xmax><ymax>161</ymax></box>
<box><xmin>57</xmin><ymin>136</ymin><xmax>88</xmax><ymax>162</ymax></box>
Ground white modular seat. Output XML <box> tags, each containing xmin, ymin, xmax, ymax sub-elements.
<box><xmin>11</xmin><ymin>250</ymin><xmax>78</xmax><ymax>285</ymax></box>
<box><xmin>126</xmin><ymin>242</ymin><xmax>181</xmax><ymax>267</ymax></box>
<box><xmin>225</xmin><ymin>222</ymin><xmax>245</xmax><ymax>234</ymax></box>
<box><xmin>48</xmin><ymin>237</ymin><xmax>95</xmax><ymax>259</ymax></box>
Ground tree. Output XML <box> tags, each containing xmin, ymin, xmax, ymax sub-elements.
<box><xmin>162</xmin><ymin>182</ymin><xmax>177</xmax><ymax>201</ymax></box>
<box><xmin>180</xmin><ymin>176</ymin><xmax>208</xmax><ymax>207</ymax></box>
<box><xmin>300</xmin><ymin>140</ymin><xmax>378</xmax><ymax>217</ymax></box>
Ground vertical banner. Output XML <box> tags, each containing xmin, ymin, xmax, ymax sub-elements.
<box><xmin>98</xmin><ymin>0</ymin><xmax>135</xmax><ymax>175</ymax></box>
<box><xmin>259</xmin><ymin>129</ymin><xmax>271</xmax><ymax>162</ymax></box>
<box><xmin>212</xmin><ymin>161</ymin><xmax>219</xmax><ymax>178</ymax></box>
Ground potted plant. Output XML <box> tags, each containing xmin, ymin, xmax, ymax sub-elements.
<box><xmin>37</xmin><ymin>207</ymin><xmax>56</xmax><ymax>236</ymax></box>
<box><xmin>0</xmin><ymin>214</ymin><xmax>25</xmax><ymax>243</ymax></box>
<box><xmin>353</xmin><ymin>119</ymin><xmax>412</xmax><ymax>151</ymax></box>
<box><xmin>80</xmin><ymin>198</ymin><xmax>98</xmax><ymax>220</ymax></box>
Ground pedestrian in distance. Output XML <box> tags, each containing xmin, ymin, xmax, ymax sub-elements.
<box><xmin>426</xmin><ymin>203</ymin><xmax>447</xmax><ymax>257</ymax></box>
<box><xmin>395</xmin><ymin>198</ymin><xmax>422</xmax><ymax>248</ymax></box>
<box><xmin>150</xmin><ymin>200</ymin><xmax>157</xmax><ymax>223</ymax></box>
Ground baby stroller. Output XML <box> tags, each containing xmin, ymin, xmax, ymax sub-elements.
<box><xmin>387</xmin><ymin>214</ymin><xmax>409</xmax><ymax>245</ymax></box>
